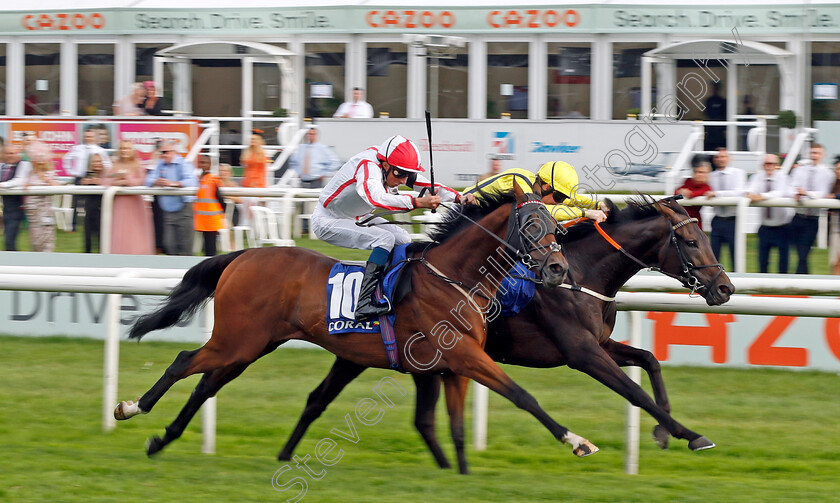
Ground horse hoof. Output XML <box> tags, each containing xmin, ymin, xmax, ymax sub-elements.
<box><xmin>652</xmin><ymin>425</ymin><xmax>670</xmax><ymax>449</ymax></box>
<box><xmin>146</xmin><ymin>435</ymin><xmax>166</xmax><ymax>457</ymax></box>
<box><xmin>114</xmin><ymin>399</ymin><xmax>143</xmax><ymax>421</ymax></box>
<box><xmin>688</xmin><ymin>436</ymin><xmax>716</xmax><ymax>451</ymax></box>
<box><xmin>572</xmin><ymin>441</ymin><xmax>600</xmax><ymax>457</ymax></box>
<box><xmin>277</xmin><ymin>452</ymin><xmax>292</xmax><ymax>462</ymax></box>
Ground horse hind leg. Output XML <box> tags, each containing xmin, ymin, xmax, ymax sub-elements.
<box><xmin>441</xmin><ymin>374</ymin><xmax>470</xmax><ymax>474</ymax></box>
<box><xmin>115</xmin><ymin>348</ymin><xmax>201</xmax><ymax>421</ymax></box>
<box><xmin>412</xmin><ymin>373</ymin><xmax>451</xmax><ymax>470</ymax></box>
<box><xmin>602</xmin><ymin>339</ymin><xmax>673</xmax><ymax>449</ymax></box>
<box><xmin>278</xmin><ymin>358</ymin><xmax>367</xmax><ymax>462</ymax></box>
<box><xmin>115</xmin><ymin>342</ymin><xmax>240</xmax><ymax>421</ymax></box>
<box><xmin>146</xmin><ymin>363</ymin><xmax>248</xmax><ymax>456</ymax></box>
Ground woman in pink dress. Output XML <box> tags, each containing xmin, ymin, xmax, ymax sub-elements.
<box><xmin>105</xmin><ymin>140</ymin><xmax>155</xmax><ymax>254</ymax></box>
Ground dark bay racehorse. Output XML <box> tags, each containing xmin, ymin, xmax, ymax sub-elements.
<box><xmin>277</xmin><ymin>195</ymin><xmax>735</xmax><ymax>473</ymax></box>
<box><xmin>115</xmin><ymin>186</ymin><xmax>606</xmax><ymax>458</ymax></box>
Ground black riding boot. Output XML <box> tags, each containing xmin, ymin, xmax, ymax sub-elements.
<box><xmin>354</xmin><ymin>261</ymin><xmax>390</xmax><ymax>321</ymax></box>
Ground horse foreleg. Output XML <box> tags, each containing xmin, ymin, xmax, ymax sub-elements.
<box><xmin>146</xmin><ymin>363</ymin><xmax>248</xmax><ymax>456</ymax></box>
<box><xmin>445</xmin><ymin>348</ymin><xmax>598</xmax><ymax>458</ymax></box>
<box><xmin>278</xmin><ymin>358</ymin><xmax>366</xmax><ymax>461</ymax></box>
<box><xmin>602</xmin><ymin>339</ymin><xmax>673</xmax><ymax>449</ymax></box>
<box><xmin>441</xmin><ymin>374</ymin><xmax>470</xmax><ymax>474</ymax></box>
<box><xmin>567</xmin><ymin>343</ymin><xmax>714</xmax><ymax>452</ymax></box>
<box><xmin>412</xmin><ymin>373</ymin><xmax>451</xmax><ymax>470</ymax></box>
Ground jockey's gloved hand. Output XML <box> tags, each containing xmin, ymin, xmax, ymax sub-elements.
<box><xmin>415</xmin><ymin>194</ymin><xmax>441</xmax><ymax>209</ymax></box>
<box><xmin>460</xmin><ymin>193</ymin><xmax>477</xmax><ymax>206</ymax></box>
<box><xmin>585</xmin><ymin>209</ymin><xmax>607</xmax><ymax>223</ymax></box>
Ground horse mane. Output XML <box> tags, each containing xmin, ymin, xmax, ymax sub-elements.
<box><xmin>558</xmin><ymin>194</ymin><xmax>663</xmax><ymax>243</ymax></box>
<box><xmin>426</xmin><ymin>191</ymin><xmax>516</xmax><ymax>245</ymax></box>
<box><xmin>611</xmin><ymin>194</ymin><xmax>662</xmax><ymax>222</ymax></box>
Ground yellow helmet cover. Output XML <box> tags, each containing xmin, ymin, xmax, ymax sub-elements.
<box><xmin>537</xmin><ymin>161</ymin><xmax>579</xmax><ymax>197</ymax></box>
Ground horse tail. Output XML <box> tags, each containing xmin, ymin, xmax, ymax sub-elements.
<box><xmin>129</xmin><ymin>250</ymin><xmax>248</xmax><ymax>341</ymax></box>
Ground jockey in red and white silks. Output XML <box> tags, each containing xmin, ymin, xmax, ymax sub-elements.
<box><xmin>313</xmin><ymin>135</ymin><xmax>459</xmax><ymax>250</ymax></box>
<box><xmin>312</xmin><ymin>135</ymin><xmax>459</xmax><ymax>320</ymax></box>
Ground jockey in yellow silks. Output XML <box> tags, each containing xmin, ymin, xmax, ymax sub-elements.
<box><xmin>461</xmin><ymin>162</ymin><xmax>607</xmax><ymax>223</ymax></box>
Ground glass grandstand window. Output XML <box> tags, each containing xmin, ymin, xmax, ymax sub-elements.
<box><xmin>426</xmin><ymin>43</ymin><xmax>469</xmax><ymax>119</ymax></box>
<box><xmin>135</xmin><ymin>43</ymin><xmax>173</xmax><ymax>111</ymax></box>
<box><xmin>487</xmin><ymin>42</ymin><xmax>529</xmax><ymax>119</ymax></box>
<box><xmin>77</xmin><ymin>44</ymin><xmax>115</xmax><ymax>116</ymax></box>
<box><xmin>305</xmin><ymin>43</ymin><xmax>346</xmax><ymax>119</ymax></box>
<box><xmin>811</xmin><ymin>42</ymin><xmax>840</xmax><ymax>122</ymax></box>
<box><xmin>191</xmin><ymin>59</ymin><xmax>241</xmax><ymax>117</ymax></box>
<box><xmin>737</xmin><ymin>62</ymin><xmax>781</xmax><ymax>153</ymax></box>
<box><xmin>546</xmin><ymin>42</ymin><xmax>591</xmax><ymax>119</ymax></box>
<box><xmin>24</xmin><ymin>43</ymin><xmax>61</xmax><ymax>115</ymax></box>
<box><xmin>0</xmin><ymin>44</ymin><xmax>6</xmax><ymax>115</ymax></box>
<box><xmin>367</xmin><ymin>42</ymin><xmax>408</xmax><ymax>118</ymax></box>
<box><xmin>135</xmin><ymin>43</ymin><xmax>171</xmax><ymax>82</ymax></box>
<box><xmin>612</xmin><ymin>42</ymin><xmax>656</xmax><ymax>120</ymax></box>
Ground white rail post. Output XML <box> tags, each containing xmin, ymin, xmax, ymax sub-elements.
<box><xmin>281</xmin><ymin>190</ymin><xmax>295</xmax><ymax>243</ymax></box>
<box><xmin>100</xmin><ymin>186</ymin><xmax>120</xmax><ymax>255</ymax></box>
<box><xmin>818</xmin><ymin>210</ymin><xmax>828</xmax><ymax>249</ymax></box>
<box><xmin>210</xmin><ymin>118</ymin><xmax>221</xmax><ymax>169</ymax></box>
<box><xmin>472</xmin><ymin>382</ymin><xmax>489</xmax><ymax>451</ymax></box>
<box><xmin>735</xmin><ymin>198</ymin><xmax>749</xmax><ymax>273</ymax></box>
<box><xmin>624</xmin><ymin>310</ymin><xmax>643</xmax><ymax>475</ymax></box>
<box><xmin>102</xmin><ymin>290</ymin><xmax>121</xmax><ymax>432</ymax></box>
<box><xmin>102</xmin><ymin>270</ymin><xmax>139</xmax><ymax>432</ymax></box>
<box><xmin>202</xmin><ymin>300</ymin><xmax>217</xmax><ymax>454</ymax></box>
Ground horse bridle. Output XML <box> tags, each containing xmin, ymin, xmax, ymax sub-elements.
<box><xmin>440</xmin><ymin>199</ymin><xmax>563</xmax><ymax>281</ymax></box>
<box><xmin>593</xmin><ymin>210</ymin><xmax>724</xmax><ymax>296</ymax></box>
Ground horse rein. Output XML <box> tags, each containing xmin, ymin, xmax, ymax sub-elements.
<box><xmin>593</xmin><ymin>214</ymin><xmax>724</xmax><ymax>296</ymax></box>
<box><xmin>438</xmin><ymin>200</ymin><xmax>563</xmax><ymax>280</ymax></box>
<box><xmin>360</xmin><ymin>198</ymin><xmax>563</xmax><ymax>294</ymax></box>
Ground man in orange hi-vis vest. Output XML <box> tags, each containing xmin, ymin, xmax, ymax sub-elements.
<box><xmin>194</xmin><ymin>154</ymin><xmax>226</xmax><ymax>256</ymax></box>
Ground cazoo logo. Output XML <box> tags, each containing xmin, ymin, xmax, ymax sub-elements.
<box><xmin>487</xmin><ymin>9</ymin><xmax>580</xmax><ymax>29</ymax></box>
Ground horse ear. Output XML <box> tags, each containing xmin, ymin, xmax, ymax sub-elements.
<box><xmin>512</xmin><ymin>178</ymin><xmax>527</xmax><ymax>202</ymax></box>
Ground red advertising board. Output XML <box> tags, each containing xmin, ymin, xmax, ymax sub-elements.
<box><xmin>8</xmin><ymin>121</ymin><xmax>78</xmax><ymax>176</ymax></box>
<box><xmin>2</xmin><ymin>120</ymin><xmax>199</xmax><ymax>175</ymax></box>
<box><xmin>117</xmin><ymin>121</ymin><xmax>199</xmax><ymax>164</ymax></box>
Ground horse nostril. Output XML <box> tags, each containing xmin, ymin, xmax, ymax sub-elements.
<box><xmin>719</xmin><ymin>284</ymin><xmax>733</xmax><ymax>296</ymax></box>
<box><xmin>548</xmin><ymin>263</ymin><xmax>567</xmax><ymax>281</ymax></box>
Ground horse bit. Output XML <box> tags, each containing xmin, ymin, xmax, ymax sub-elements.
<box><xmin>595</xmin><ymin>213</ymin><xmax>724</xmax><ymax>296</ymax></box>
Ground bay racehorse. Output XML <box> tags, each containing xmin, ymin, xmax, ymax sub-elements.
<box><xmin>276</xmin><ymin>195</ymin><xmax>735</xmax><ymax>473</ymax></box>
<box><xmin>115</xmin><ymin>186</ymin><xmax>607</xmax><ymax>459</ymax></box>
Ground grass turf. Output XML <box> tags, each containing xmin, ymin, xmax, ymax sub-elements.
<box><xmin>1</xmin><ymin>336</ymin><xmax>839</xmax><ymax>502</ymax></box>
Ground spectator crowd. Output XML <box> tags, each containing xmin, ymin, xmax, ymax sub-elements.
<box><xmin>676</xmin><ymin>144</ymin><xmax>839</xmax><ymax>274</ymax></box>
<box><xmin>0</xmin><ymin>116</ymin><xmax>342</xmax><ymax>257</ymax></box>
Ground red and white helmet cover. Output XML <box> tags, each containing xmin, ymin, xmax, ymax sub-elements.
<box><xmin>376</xmin><ymin>135</ymin><xmax>425</xmax><ymax>173</ymax></box>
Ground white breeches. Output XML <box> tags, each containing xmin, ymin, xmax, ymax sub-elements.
<box><xmin>311</xmin><ymin>205</ymin><xmax>411</xmax><ymax>250</ymax></box>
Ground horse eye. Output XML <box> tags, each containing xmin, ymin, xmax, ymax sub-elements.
<box><xmin>686</xmin><ymin>240</ymin><xmax>698</xmax><ymax>247</ymax></box>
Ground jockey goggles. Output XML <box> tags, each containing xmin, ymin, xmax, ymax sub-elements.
<box><xmin>552</xmin><ymin>189</ymin><xmax>568</xmax><ymax>203</ymax></box>
<box><xmin>390</xmin><ymin>167</ymin><xmax>409</xmax><ymax>178</ymax></box>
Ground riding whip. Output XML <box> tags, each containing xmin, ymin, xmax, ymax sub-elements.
<box><xmin>424</xmin><ymin>110</ymin><xmax>437</xmax><ymax>213</ymax></box>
